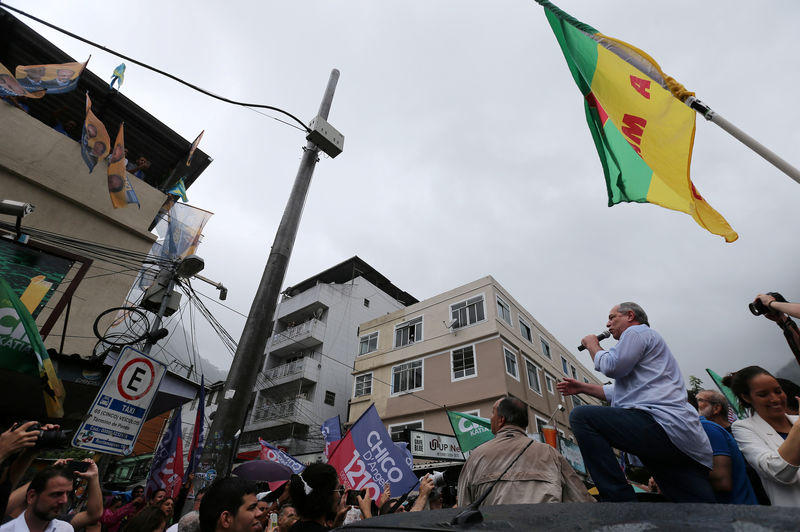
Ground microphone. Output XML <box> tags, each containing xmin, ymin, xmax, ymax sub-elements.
<box><xmin>577</xmin><ymin>330</ymin><xmax>611</xmax><ymax>351</ymax></box>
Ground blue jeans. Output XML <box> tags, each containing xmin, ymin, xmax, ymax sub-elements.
<box><xmin>570</xmin><ymin>405</ymin><xmax>715</xmax><ymax>503</ymax></box>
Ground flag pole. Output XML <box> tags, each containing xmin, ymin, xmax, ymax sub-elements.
<box><xmin>686</xmin><ymin>97</ymin><xmax>800</xmax><ymax>185</ymax></box>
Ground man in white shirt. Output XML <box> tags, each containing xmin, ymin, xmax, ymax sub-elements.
<box><xmin>0</xmin><ymin>467</ymin><xmax>74</xmax><ymax>532</ymax></box>
<box><xmin>558</xmin><ymin>302</ymin><xmax>714</xmax><ymax>502</ymax></box>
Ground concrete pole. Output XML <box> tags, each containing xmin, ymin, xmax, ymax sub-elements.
<box><xmin>201</xmin><ymin>69</ymin><xmax>340</xmax><ymax>476</ymax></box>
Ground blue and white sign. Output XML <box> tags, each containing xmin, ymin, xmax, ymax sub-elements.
<box><xmin>72</xmin><ymin>347</ymin><xmax>166</xmax><ymax>455</ymax></box>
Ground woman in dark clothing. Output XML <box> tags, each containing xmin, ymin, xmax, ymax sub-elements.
<box><xmin>287</xmin><ymin>464</ymin><xmax>347</xmax><ymax>531</ymax></box>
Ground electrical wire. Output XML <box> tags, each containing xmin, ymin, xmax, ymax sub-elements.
<box><xmin>0</xmin><ymin>2</ymin><xmax>311</xmax><ymax>133</ymax></box>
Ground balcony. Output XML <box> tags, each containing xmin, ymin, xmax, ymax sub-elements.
<box><xmin>259</xmin><ymin>357</ymin><xmax>320</xmax><ymax>388</ymax></box>
<box><xmin>269</xmin><ymin>319</ymin><xmax>326</xmax><ymax>356</ymax></box>
<box><xmin>250</xmin><ymin>397</ymin><xmax>316</xmax><ymax>427</ymax></box>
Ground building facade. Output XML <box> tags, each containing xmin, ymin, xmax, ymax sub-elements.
<box><xmin>238</xmin><ymin>257</ymin><xmax>416</xmax><ymax>457</ymax></box>
<box><xmin>348</xmin><ymin>276</ymin><xmax>604</xmax><ymax>447</ymax></box>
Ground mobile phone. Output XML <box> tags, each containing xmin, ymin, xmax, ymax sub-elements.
<box><xmin>68</xmin><ymin>461</ymin><xmax>90</xmax><ymax>473</ymax></box>
<box><xmin>345</xmin><ymin>489</ymin><xmax>366</xmax><ymax>505</ymax></box>
<box><xmin>269</xmin><ymin>513</ymin><xmax>277</xmax><ymax>527</ymax></box>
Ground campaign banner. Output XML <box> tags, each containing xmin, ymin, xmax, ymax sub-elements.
<box><xmin>446</xmin><ymin>410</ymin><xmax>494</xmax><ymax>452</ymax></box>
<box><xmin>81</xmin><ymin>93</ymin><xmax>111</xmax><ymax>172</ymax></box>
<box><xmin>146</xmin><ymin>408</ymin><xmax>184</xmax><ymax>498</ymax></box>
<box><xmin>15</xmin><ymin>60</ymin><xmax>87</xmax><ymax>95</ymax></box>
<box><xmin>258</xmin><ymin>438</ymin><xmax>305</xmax><ymax>474</ymax></box>
<box><xmin>328</xmin><ymin>405</ymin><xmax>417</xmax><ymax>501</ymax></box>
<box><xmin>0</xmin><ymin>62</ymin><xmax>43</xmax><ymax>98</ymax></box>
<box><xmin>0</xmin><ymin>238</ymin><xmax>74</xmax><ymax>319</ymax></box>
<box><xmin>108</xmin><ymin>123</ymin><xmax>140</xmax><ymax>208</ymax></box>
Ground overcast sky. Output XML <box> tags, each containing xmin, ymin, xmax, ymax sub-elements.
<box><xmin>14</xmin><ymin>0</ymin><xmax>800</xmax><ymax>389</ymax></box>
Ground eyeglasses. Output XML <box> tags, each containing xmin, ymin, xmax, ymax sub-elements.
<box><xmin>333</xmin><ymin>487</ymin><xmax>345</xmax><ymax>496</ymax></box>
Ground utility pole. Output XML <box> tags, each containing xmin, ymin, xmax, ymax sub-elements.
<box><xmin>201</xmin><ymin>69</ymin><xmax>342</xmax><ymax>476</ymax></box>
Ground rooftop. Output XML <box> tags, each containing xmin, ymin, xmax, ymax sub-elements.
<box><xmin>283</xmin><ymin>255</ymin><xmax>418</xmax><ymax>306</ymax></box>
<box><xmin>0</xmin><ymin>8</ymin><xmax>211</xmax><ymax>191</ymax></box>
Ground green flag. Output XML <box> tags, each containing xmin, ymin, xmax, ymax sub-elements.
<box><xmin>706</xmin><ymin>368</ymin><xmax>747</xmax><ymax>420</ymax></box>
<box><xmin>447</xmin><ymin>410</ymin><xmax>494</xmax><ymax>453</ymax></box>
<box><xmin>0</xmin><ymin>277</ymin><xmax>65</xmax><ymax>417</ymax></box>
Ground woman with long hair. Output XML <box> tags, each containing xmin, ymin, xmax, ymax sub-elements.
<box><xmin>730</xmin><ymin>365</ymin><xmax>800</xmax><ymax>506</ymax></box>
<box><xmin>287</xmin><ymin>464</ymin><xmax>348</xmax><ymax>531</ymax></box>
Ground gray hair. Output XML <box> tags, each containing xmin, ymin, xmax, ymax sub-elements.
<box><xmin>178</xmin><ymin>510</ymin><xmax>200</xmax><ymax>532</ymax></box>
<box><xmin>699</xmin><ymin>389</ymin><xmax>729</xmax><ymax>411</ymax></box>
<box><xmin>618</xmin><ymin>302</ymin><xmax>649</xmax><ymax>326</ymax></box>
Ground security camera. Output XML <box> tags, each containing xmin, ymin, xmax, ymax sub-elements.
<box><xmin>0</xmin><ymin>200</ymin><xmax>34</xmax><ymax>218</ymax></box>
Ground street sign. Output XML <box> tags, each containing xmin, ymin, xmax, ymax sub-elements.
<box><xmin>72</xmin><ymin>346</ymin><xmax>166</xmax><ymax>455</ymax></box>
<box><xmin>409</xmin><ymin>429</ymin><xmax>464</xmax><ymax>461</ymax></box>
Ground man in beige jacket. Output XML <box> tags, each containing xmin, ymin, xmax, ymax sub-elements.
<box><xmin>457</xmin><ymin>396</ymin><xmax>594</xmax><ymax>506</ymax></box>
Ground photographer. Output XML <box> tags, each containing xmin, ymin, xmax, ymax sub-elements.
<box><xmin>751</xmin><ymin>293</ymin><xmax>800</xmax><ymax>365</ymax></box>
<box><xmin>0</xmin><ymin>422</ymin><xmax>62</xmax><ymax>518</ymax></box>
<box><xmin>754</xmin><ymin>294</ymin><xmax>800</xmax><ymax>320</ymax></box>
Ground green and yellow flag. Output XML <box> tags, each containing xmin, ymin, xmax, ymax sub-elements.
<box><xmin>537</xmin><ymin>0</ymin><xmax>737</xmax><ymax>242</ymax></box>
<box><xmin>0</xmin><ymin>278</ymin><xmax>66</xmax><ymax>417</ymax></box>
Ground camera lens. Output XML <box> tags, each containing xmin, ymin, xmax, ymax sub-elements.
<box><xmin>749</xmin><ymin>301</ymin><xmax>765</xmax><ymax>316</ymax></box>
<box><xmin>34</xmin><ymin>429</ymin><xmax>72</xmax><ymax>450</ymax></box>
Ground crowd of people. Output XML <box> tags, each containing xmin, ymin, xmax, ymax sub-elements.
<box><xmin>3</xmin><ymin>295</ymin><xmax>800</xmax><ymax>531</ymax></box>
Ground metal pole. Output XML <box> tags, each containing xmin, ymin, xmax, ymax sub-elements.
<box><xmin>686</xmin><ymin>97</ymin><xmax>800</xmax><ymax>185</ymax></box>
<box><xmin>201</xmin><ymin>69</ymin><xmax>340</xmax><ymax>476</ymax></box>
<box><xmin>142</xmin><ymin>274</ymin><xmax>176</xmax><ymax>355</ymax></box>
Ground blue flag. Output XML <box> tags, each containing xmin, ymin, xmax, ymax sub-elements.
<box><xmin>258</xmin><ymin>438</ymin><xmax>305</xmax><ymax>474</ymax></box>
<box><xmin>321</xmin><ymin>415</ymin><xmax>341</xmax><ymax>458</ymax></box>
<box><xmin>328</xmin><ymin>405</ymin><xmax>418</xmax><ymax>500</ymax></box>
<box><xmin>146</xmin><ymin>407</ymin><xmax>184</xmax><ymax>498</ymax></box>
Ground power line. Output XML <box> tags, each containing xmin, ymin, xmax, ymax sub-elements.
<box><xmin>0</xmin><ymin>2</ymin><xmax>311</xmax><ymax>133</ymax></box>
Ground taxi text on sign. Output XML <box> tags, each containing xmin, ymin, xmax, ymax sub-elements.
<box><xmin>72</xmin><ymin>347</ymin><xmax>166</xmax><ymax>455</ymax></box>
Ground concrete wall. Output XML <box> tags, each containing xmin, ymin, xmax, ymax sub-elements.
<box><xmin>0</xmin><ymin>104</ymin><xmax>166</xmax><ymax>356</ymax></box>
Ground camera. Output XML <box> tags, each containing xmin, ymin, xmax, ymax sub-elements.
<box><xmin>18</xmin><ymin>422</ymin><xmax>72</xmax><ymax>450</ymax></box>
<box><xmin>749</xmin><ymin>292</ymin><xmax>787</xmax><ymax>316</ymax></box>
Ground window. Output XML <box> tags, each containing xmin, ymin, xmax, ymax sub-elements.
<box><xmin>545</xmin><ymin>373</ymin><xmax>555</xmax><ymax>394</ymax></box>
<box><xmin>540</xmin><ymin>337</ymin><xmax>551</xmax><ymax>359</ymax></box>
<box><xmin>535</xmin><ymin>416</ymin><xmax>548</xmax><ymax>435</ymax></box>
<box><xmin>519</xmin><ymin>318</ymin><xmax>532</xmax><ymax>342</ymax></box>
<box><xmin>504</xmin><ymin>348</ymin><xmax>519</xmax><ymax>379</ymax></box>
<box><xmin>324</xmin><ymin>391</ymin><xmax>336</xmax><ymax>406</ymax></box>
<box><xmin>561</xmin><ymin>356</ymin><xmax>569</xmax><ymax>375</ymax></box>
<box><xmin>451</xmin><ymin>295</ymin><xmax>485</xmax><ymax>328</ymax></box>
<box><xmin>570</xmin><ymin>365</ymin><xmax>578</xmax><ymax>380</ymax></box>
<box><xmin>389</xmin><ymin>421</ymin><xmax>422</xmax><ymax>442</ymax></box>
<box><xmin>452</xmin><ymin>346</ymin><xmax>476</xmax><ymax>380</ymax></box>
<box><xmin>354</xmin><ymin>374</ymin><xmax>372</xmax><ymax>397</ymax></box>
<box><xmin>392</xmin><ymin>360</ymin><xmax>423</xmax><ymax>394</ymax></box>
<box><xmin>525</xmin><ymin>359</ymin><xmax>542</xmax><ymax>394</ymax></box>
<box><xmin>583</xmin><ymin>377</ymin><xmax>589</xmax><ymax>384</ymax></box>
<box><xmin>496</xmin><ymin>296</ymin><xmax>511</xmax><ymax>324</ymax></box>
<box><xmin>572</xmin><ymin>395</ymin><xmax>584</xmax><ymax>407</ymax></box>
<box><xmin>359</xmin><ymin>332</ymin><xmax>379</xmax><ymax>355</ymax></box>
<box><xmin>394</xmin><ymin>317</ymin><xmax>422</xmax><ymax>347</ymax></box>
<box><xmin>363</xmin><ymin>298</ymin><xmax>370</xmax><ymax>308</ymax></box>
